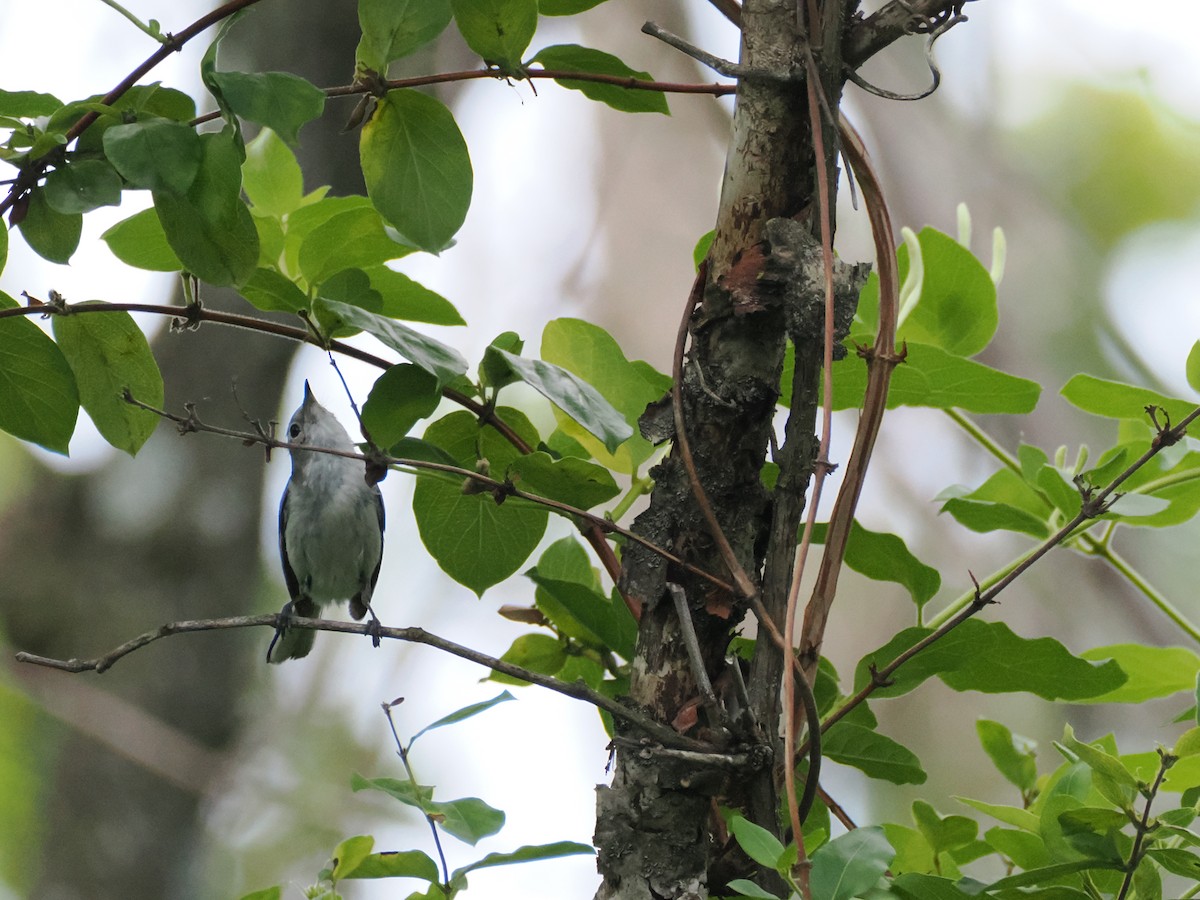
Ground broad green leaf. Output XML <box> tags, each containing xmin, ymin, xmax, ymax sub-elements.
<box><xmin>206</xmin><ymin>71</ymin><xmax>324</xmax><ymax>147</ymax></box>
<box><xmin>693</xmin><ymin>229</ymin><xmax>714</xmax><ymax>269</ymax></box>
<box><xmin>413</xmin><ymin>410</ymin><xmax>547</xmax><ymax>594</ymax></box>
<box><xmin>811</xmin><ymin>521</ymin><xmax>940</xmax><ymax>608</ymax></box>
<box><xmin>480</xmin><ymin>332</ymin><xmax>524</xmax><ymax>389</ymax></box>
<box><xmin>18</xmin><ymin>189</ymin><xmax>82</xmax><ymax>264</ymax></box>
<box><xmin>451</xmin><ymin>0</ymin><xmax>537</xmax><ymax>69</ymax></box>
<box><xmin>362</xmin><ymin>363</ymin><xmax>442</xmax><ymax>447</ymax></box>
<box><xmin>410</xmin><ymin>691</ymin><xmax>515</xmax><ymax>744</ymax></box>
<box><xmin>428</xmin><ymin>796</ymin><xmax>505</xmax><ymax>845</ymax></box>
<box><xmin>101</xmin><ymin>207</ymin><xmax>184</xmax><ymax>271</ymax></box>
<box><xmin>911</xmin><ymin>801</ymin><xmax>978</xmax><ymax>856</ymax></box>
<box><xmin>102</xmin><ymin>118</ymin><xmax>202</xmax><ymax>193</ymax></box>
<box><xmin>541</xmin><ymin>317</ymin><xmax>670</xmax><ymax>473</ymax></box>
<box><xmin>830</xmin><ymin>338</ymin><xmax>1040</xmax><ymax>414</ymax></box>
<box><xmin>366</xmin><ymin>265</ymin><xmax>465</xmax><ymax>325</ymax></box>
<box><xmin>299</xmin><ymin>207</ymin><xmax>415</xmax><ymax>285</ymax></box>
<box><xmin>956</xmin><ymin>797</ymin><xmax>1039</xmax><ymax>832</ymax></box>
<box><xmin>0</xmin><ymin>293</ymin><xmax>78</xmax><ymax>453</ymax></box>
<box><xmin>1077</xmin><ymin>644</ymin><xmax>1200</xmax><ymax>703</ymax></box>
<box><xmin>239</xmin><ymin>267</ymin><xmax>309</xmax><ymax>313</ymax></box>
<box><xmin>1061</xmin><ymin>373</ymin><xmax>1196</xmax><ymax>425</ymax></box>
<box><xmin>152</xmin><ymin>129</ymin><xmax>259</xmax><ymax>286</ymax></box>
<box><xmin>853</xmin><ymin>620</ymin><xmax>1127</xmax><ymax>701</ymax></box>
<box><xmin>809</xmin><ymin>826</ymin><xmax>895</xmax><ymax>900</ymax></box>
<box><xmin>890</xmin><ymin>873</ymin><xmax>976</xmax><ymax>900</ymax></box>
<box><xmin>532</xmin><ymin>45</ymin><xmax>669</xmax><ymax>114</ymax></box>
<box><xmin>491</xmin><ymin>633</ymin><xmax>567</xmax><ymax>684</ymax></box>
<box><xmin>729</xmin><ymin>816</ymin><xmax>786</xmax><ymax>869</ymax></box>
<box><xmin>987</xmin><ymin>860</ymin><xmax>1125</xmax><ymax>892</ymax></box>
<box><xmin>52</xmin><ymin>308</ymin><xmax>162</xmax><ymax>455</ymax></box>
<box><xmin>1188</xmin><ymin>341</ymin><xmax>1200</xmax><ymax>395</ymax></box>
<box><xmin>896</xmin><ymin>228</ymin><xmax>997</xmax><ymax>356</ymax></box>
<box><xmin>357</xmin><ymin>0</ymin><xmax>453</xmax><ymax>70</ymax></box>
<box><xmin>491</xmin><ymin>348</ymin><xmax>632</xmax><ymax>452</ymax></box>
<box><xmin>242</xmin><ymin>128</ymin><xmax>304</xmax><ymax>218</ymax></box>
<box><xmin>527</xmin><ymin>537</ymin><xmax>606</xmax><ymax>645</ymax></box>
<box><xmin>0</xmin><ymin>89</ymin><xmax>62</xmax><ymax>117</ymax></box>
<box><xmin>525</xmin><ymin>572</ymin><xmax>636</xmax><ymax>659</ymax></box>
<box><xmin>43</xmin><ymin>159</ymin><xmax>122</xmax><ymax>214</ymax></box>
<box><xmin>976</xmin><ymin>719</ymin><xmax>1037</xmax><ymax>792</ymax></box>
<box><xmin>938</xmin><ymin>497</ymin><xmax>1050</xmax><ymax>537</ymax></box>
<box><xmin>539</xmin><ymin>0</ymin><xmax>607</xmax><ymax>12</ymax></box>
<box><xmin>823</xmin><ymin>722</ymin><xmax>927</xmax><ymax>785</ymax></box>
<box><xmin>342</xmin><ymin>849</ymin><xmax>439</xmax><ymax>881</ymax></box>
<box><xmin>281</xmin><ymin>194</ymin><xmax>375</xmax><ymax>276</ymax></box>
<box><xmin>236</xmin><ymin>889</ymin><xmax>282</xmax><ymax>900</ymax></box>
<box><xmin>983</xmin><ymin>827</ymin><xmax>1049</xmax><ymax>870</ymax></box>
<box><xmin>1176</xmin><ymin>726</ymin><xmax>1200</xmax><ymax>759</ymax></box>
<box><xmin>361</xmin><ymin>89</ymin><xmax>473</xmax><ymax>253</ymax></box>
<box><xmin>330</xmin><ymin>835</ymin><xmax>374</xmax><ymax>880</ymax></box>
<box><xmin>725</xmin><ymin>878</ymin><xmax>783</xmax><ymax>899</ymax></box>
<box><xmin>507</xmin><ymin>452</ymin><xmax>620</xmax><ymax>509</ymax></box>
<box><xmin>452</xmin><ymin>841</ymin><xmax>594</xmax><ymax>878</ymax></box>
<box><xmin>320</xmin><ymin>300</ymin><xmax>467</xmax><ymax>385</ymax></box>
<box><xmin>1058</xmin><ymin>724</ymin><xmax>1138</xmax><ymax>807</ymax></box>
<box><xmin>314</xmin><ymin>268</ymin><xmax>383</xmax><ymax>334</ymax></box>
<box><xmin>1146</xmin><ymin>847</ymin><xmax>1200</xmax><ymax>879</ymax></box>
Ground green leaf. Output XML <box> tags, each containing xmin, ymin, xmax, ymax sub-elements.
<box><xmin>314</xmin><ymin>268</ymin><xmax>383</xmax><ymax>334</ymax></box>
<box><xmin>1061</xmin><ymin>373</ymin><xmax>1196</xmax><ymax>425</ymax></box>
<box><xmin>452</xmin><ymin>841</ymin><xmax>594</xmax><ymax>878</ymax></box>
<box><xmin>0</xmin><ymin>293</ymin><xmax>79</xmax><ymax>453</ymax></box>
<box><xmin>525</xmin><ymin>572</ymin><xmax>636</xmax><ymax>659</ymax></box>
<box><xmin>491</xmin><ymin>633</ymin><xmax>567</xmax><ymax>684</ymax></box>
<box><xmin>239</xmin><ymin>267</ymin><xmax>309</xmax><ymax>313</ymax></box>
<box><xmin>1176</xmin><ymin>726</ymin><xmax>1200</xmax><ymax>759</ymax></box>
<box><xmin>725</xmin><ymin>878</ymin><xmax>783</xmax><ymax>899</ymax></box>
<box><xmin>983</xmin><ymin>827</ymin><xmax>1049</xmax><ymax>870</ymax></box>
<box><xmin>729</xmin><ymin>815</ymin><xmax>787</xmax><ymax>869</ymax></box>
<box><xmin>0</xmin><ymin>89</ymin><xmax>63</xmax><ymax>118</ymax></box>
<box><xmin>1058</xmin><ymin>724</ymin><xmax>1138</xmax><ymax>807</ymax></box>
<box><xmin>693</xmin><ymin>230</ymin><xmax>714</xmax><ymax>269</ymax></box>
<box><xmin>102</xmin><ymin>118</ymin><xmax>203</xmax><ymax>193</ymax></box>
<box><xmin>1146</xmin><ymin>846</ymin><xmax>1200</xmax><ymax>879</ymax></box>
<box><xmin>896</xmin><ymin>228</ymin><xmax>997</xmax><ymax>356</ymax></box>
<box><xmin>810</xmin><ymin>521</ymin><xmax>940</xmax><ymax>609</ymax></box>
<box><xmin>527</xmin><ymin>536</ymin><xmax>602</xmax><ymax>641</ymax></box>
<box><xmin>281</xmin><ymin>194</ymin><xmax>374</xmax><ymax>274</ymax></box>
<box><xmin>956</xmin><ymin>797</ymin><xmax>1039</xmax><ymax>832</ymax></box>
<box><xmin>532</xmin><ymin>44</ymin><xmax>669</xmax><ymax>114</ymax></box>
<box><xmin>1076</xmin><ymin>644</ymin><xmax>1200</xmax><ymax>703</ymax></box>
<box><xmin>1188</xmin><ymin>342</ymin><xmax>1200</xmax><ymax>395</ymax></box>
<box><xmin>299</xmin><ymin>206</ymin><xmax>414</xmax><ymax>285</ymax></box>
<box><xmin>491</xmin><ymin>348</ymin><xmax>632</xmax><ymax>452</ymax></box>
<box><xmin>43</xmin><ymin>159</ymin><xmax>122</xmax><ymax>214</ymax></box>
<box><xmin>362</xmin><ymin>364</ymin><xmax>442</xmax><ymax>447</ymax></box>
<box><xmin>809</xmin><ymin>826</ymin><xmax>895</xmax><ymax>900</ymax></box>
<box><xmin>366</xmin><ymin>266</ymin><xmax>465</xmax><ymax>326</ymax></box>
<box><xmin>853</xmin><ymin>619</ymin><xmax>1127</xmax><ymax>701</ymax></box>
<box><xmin>319</xmin><ymin>300</ymin><xmax>467</xmax><ymax>386</ymax></box>
<box><xmin>507</xmin><ymin>451</ymin><xmax>620</xmax><ymax>509</ymax></box>
<box><xmin>976</xmin><ymin>720</ymin><xmax>1037</xmax><ymax>793</ymax></box>
<box><xmin>413</xmin><ymin>410</ymin><xmax>547</xmax><ymax>594</ymax></box>
<box><xmin>356</xmin><ymin>0</ymin><xmax>453</xmax><ymax>70</ymax></box>
<box><xmin>823</xmin><ymin>722</ymin><xmax>927</xmax><ymax>785</ymax></box>
<box><xmin>451</xmin><ymin>0</ymin><xmax>537</xmax><ymax>68</ymax></box>
<box><xmin>911</xmin><ymin>801</ymin><xmax>978</xmax><ymax>856</ymax></box>
<box><xmin>18</xmin><ymin>189</ymin><xmax>82</xmax><ymax>264</ymax></box>
<box><xmin>541</xmin><ymin>317</ymin><xmax>670</xmax><ymax>474</ymax></box>
<box><xmin>101</xmin><ymin>207</ymin><xmax>184</xmax><ymax>271</ymax></box>
<box><xmin>410</xmin><ymin>691</ymin><xmax>515</xmax><ymax>744</ymax></box>
<box><xmin>539</xmin><ymin>0</ymin><xmax>607</xmax><ymax>13</ymax></box>
<box><xmin>152</xmin><ymin>129</ymin><xmax>259</xmax><ymax>286</ymax></box>
<box><xmin>236</xmin><ymin>888</ymin><xmax>282</xmax><ymax>900</ymax></box>
<box><xmin>242</xmin><ymin>128</ymin><xmax>304</xmax><ymax>218</ymax></box>
<box><xmin>341</xmin><ymin>849</ymin><xmax>440</xmax><ymax>881</ymax></box>
<box><xmin>889</xmin><ymin>873</ymin><xmax>976</xmax><ymax>900</ymax></box>
<box><xmin>330</xmin><ymin>835</ymin><xmax>375</xmax><ymax>880</ymax></box>
<box><xmin>429</xmin><ymin>796</ymin><xmax>506</xmax><ymax>846</ymax></box>
<box><xmin>206</xmin><ymin>71</ymin><xmax>324</xmax><ymax>147</ymax></box>
<box><xmin>52</xmin><ymin>308</ymin><xmax>163</xmax><ymax>455</ymax></box>
<box><xmin>361</xmin><ymin>89</ymin><xmax>473</xmax><ymax>254</ymax></box>
<box><xmin>831</xmin><ymin>339</ymin><xmax>1041</xmax><ymax>414</ymax></box>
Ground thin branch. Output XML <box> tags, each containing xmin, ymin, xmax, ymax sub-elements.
<box><xmin>123</xmin><ymin>392</ymin><xmax>738</xmax><ymax>597</ymax></box>
<box><xmin>0</xmin><ymin>0</ymin><xmax>267</xmax><ymax>218</ymax></box>
<box><xmin>15</xmin><ymin>614</ymin><xmax>708</xmax><ymax>751</ymax></box>
<box><xmin>820</xmin><ymin>403</ymin><xmax>1200</xmax><ymax>732</ymax></box>
<box><xmin>843</xmin><ymin>0</ymin><xmax>974</xmax><ymax>69</ymax></box>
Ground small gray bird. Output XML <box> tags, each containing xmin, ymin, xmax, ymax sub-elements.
<box><xmin>268</xmin><ymin>381</ymin><xmax>385</xmax><ymax>663</ymax></box>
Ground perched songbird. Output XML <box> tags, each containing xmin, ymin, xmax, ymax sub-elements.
<box><xmin>268</xmin><ymin>382</ymin><xmax>385</xmax><ymax>663</ymax></box>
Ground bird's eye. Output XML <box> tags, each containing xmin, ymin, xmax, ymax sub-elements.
<box><xmin>289</xmin><ymin>423</ymin><xmax>301</xmax><ymax>440</ymax></box>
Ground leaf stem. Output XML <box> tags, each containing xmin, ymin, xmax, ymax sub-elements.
<box><xmin>96</xmin><ymin>0</ymin><xmax>167</xmax><ymax>42</ymax></box>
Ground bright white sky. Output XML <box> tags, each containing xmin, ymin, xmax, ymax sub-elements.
<box><xmin>2</xmin><ymin>2</ymin><xmax>1200</xmax><ymax>898</ymax></box>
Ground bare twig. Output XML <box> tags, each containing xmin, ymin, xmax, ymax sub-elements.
<box><xmin>15</xmin><ymin>614</ymin><xmax>708</xmax><ymax>750</ymax></box>
<box><xmin>668</xmin><ymin>583</ymin><xmax>722</xmax><ymax>724</ymax></box>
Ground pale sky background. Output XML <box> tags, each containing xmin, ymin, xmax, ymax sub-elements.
<box><xmin>3</xmin><ymin>1</ymin><xmax>1200</xmax><ymax>898</ymax></box>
